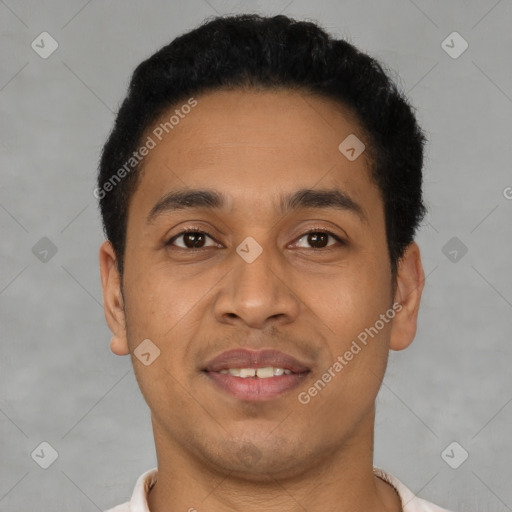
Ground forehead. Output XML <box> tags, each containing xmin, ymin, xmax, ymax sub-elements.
<box><xmin>145</xmin><ymin>88</ymin><xmax>367</xmax><ymax>166</ymax></box>
<box><xmin>131</xmin><ymin>88</ymin><xmax>381</xmax><ymax>222</ymax></box>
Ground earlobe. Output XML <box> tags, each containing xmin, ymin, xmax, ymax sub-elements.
<box><xmin>99</xmin><ymin>240</ymin><xmax>130</xmax><ymax>356</ymax></box>
<box><xmin>389</xmin><ymin>242</ymin><xmax>425</xmax><ymax>351</ymax></box>
<box><xmin>110</xmin><ymin>336</ymin><xmax>130</xmax><ymax>356</ymax></box>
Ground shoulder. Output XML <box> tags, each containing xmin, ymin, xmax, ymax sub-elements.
<box><xmin>103</xmin><ymin>468</ymin><xmax>158</xmax><ymax>512</ymax></box>
<box><xmin>373</xmin><ymin>467</ymin><xmax>455</xmax><ymax>512</ymax></box>
<box><xmin>103</xmin><ymin>503</ymin><xmax>130</xmax><ymax>512</ymax></box>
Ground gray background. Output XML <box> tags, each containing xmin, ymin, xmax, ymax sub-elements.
<box><xmin>1</xmin><ymin>0</ymin><xmax>511</xmax><ymax>510</ymax></box>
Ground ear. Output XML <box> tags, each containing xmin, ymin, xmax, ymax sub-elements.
<box><xmin>389</xmin><ymin>242</ymin><xmax>425</xmax><ymax>351</ymax></box>
<box><xmin>99</xmin><ymin>240</ymin><xmax>129</xmax><ymax>356</ymax></box>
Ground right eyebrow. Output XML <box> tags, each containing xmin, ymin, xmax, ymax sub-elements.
<box><xmin>146</xmin><ymin>189</ymin><xmax>225</xmax><ymax>224</ymax></box>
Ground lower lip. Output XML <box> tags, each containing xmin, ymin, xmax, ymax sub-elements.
<box><xmin>204</xmin><ymin>371</ymin><xmax>310</xmax><ymax>401</ymax></box>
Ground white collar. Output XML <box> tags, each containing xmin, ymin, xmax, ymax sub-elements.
<box><xmin>114</xmin><ymin>466</ymin><xmax>452</xmax><ymax>512</ymax></box>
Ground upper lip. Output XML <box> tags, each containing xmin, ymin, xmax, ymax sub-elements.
<box><xmin>202</xmin><ymin>349</ymin><xmax>311</xmax><ymax>374</ymax></box>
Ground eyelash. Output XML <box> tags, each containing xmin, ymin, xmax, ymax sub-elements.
<box><xmin>166</xmin><ymin>227</ymin><xmax>346</xmax><ymax>250</ymax></box>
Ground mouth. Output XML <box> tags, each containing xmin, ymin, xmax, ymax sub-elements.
<box><xmin>201</xmin><ymin>349</ymin><xmax>312</xmax><ymax>401</ymax></box>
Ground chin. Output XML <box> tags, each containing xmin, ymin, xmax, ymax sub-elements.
<box><xmin>201</xmin><ymin>436</ymin><xmax>318</xmax><ymax>481</ymax></box>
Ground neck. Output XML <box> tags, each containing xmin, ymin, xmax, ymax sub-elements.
<box><xmin>146</xmin><ymin>407</ymin><xmax>401</xmax><ymax>512</ymax></box>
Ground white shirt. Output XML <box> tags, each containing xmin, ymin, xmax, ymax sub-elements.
<box><xmin>104</xmin><ymin>467</ymin><xmax>453</xmax><ymax>512</ymax></box>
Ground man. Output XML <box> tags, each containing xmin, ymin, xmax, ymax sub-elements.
<box><xmin>97</xmin><ymin>13</ymin><xmax>453</xmax><ymax>512</ymax></box>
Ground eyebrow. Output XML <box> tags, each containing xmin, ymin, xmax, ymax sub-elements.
<box><xmin>282</xmin><ymin>188</ymin><xmax>367</xmax><ymax>223</ymax></box>
<box><xmin>146</xmin><ymin>187</ymin><xmax>367</xmax><ymax>224</ymax></box>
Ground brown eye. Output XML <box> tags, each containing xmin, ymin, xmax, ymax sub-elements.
<box><xmin>307</xmin><ymin>232</ymin><xmax>329</xmax><ymax>248</ymax></box>
<box><xmin>183</xmin><ymin>232</ymin><xmax>206</xmax><ymax>248</ymax></box>
<box><xmin>167</xmin><ymin>230</ymin><xmax>217</xmax><ymax>249</ymax></box>
<box><xmin>295</xmin><ymin>230</ymin><xmax>344</xmax><ymax>249</ymax></box>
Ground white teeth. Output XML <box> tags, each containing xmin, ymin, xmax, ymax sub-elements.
<box><xmin>217</xmin><ymin>367</ymin><xmax>292</xmax><ymax>378</ymax></box>
<box><xmin>239</xmin><ymin>368</ymin><xmax>256</xmax><ymax>378</ymax></box>
<box><xmin>256</xmin><ymin>367</ymin><xmax>274</xmax><ymax>378</ymax></box>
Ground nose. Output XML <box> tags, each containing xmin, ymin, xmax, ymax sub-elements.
<box><xmin>213</xmin><ymin>244</ymin><xmax>301</xmax><ymax>330</ymax></box>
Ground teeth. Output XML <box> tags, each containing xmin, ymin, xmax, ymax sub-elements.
<box><xmin>255</xmin><ymin>367</ymin><xmax>273</xmax><ymax>378</ymax></box>
<box><xmin>217</xmin><ymin>367</ymin><xmax>293</xmax><ymax>378</ymax></box>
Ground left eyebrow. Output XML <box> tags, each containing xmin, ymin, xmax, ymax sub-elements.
<box><xmin>281</xmin><ymin>188</ymin><xmax>368</xmax><ymax>224</ymax></box>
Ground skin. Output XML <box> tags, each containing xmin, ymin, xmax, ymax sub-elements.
<box><xmin>99</xmin><ymin>88</ymin><xmax>425</xmax><ymax>512</ymax></box>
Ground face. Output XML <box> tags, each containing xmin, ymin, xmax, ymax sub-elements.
<box><xmin>100</xmin><ymin>88</ymin><xmax>424</xmax><ymax>480</ymax></box>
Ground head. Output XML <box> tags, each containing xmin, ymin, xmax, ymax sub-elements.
<box><xmin>98</xmin><ymin>14</ymin><xmax>426</xmax><ymax>479</ymax></box>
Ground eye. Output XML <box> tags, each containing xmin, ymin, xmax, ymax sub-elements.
<box><xmin>166</xmin><ymin>229</ymin><xmax>219</xmax><ymax>249</ymax></box>
<box><xmin>294</xmin><ymin>230</ymin><xmax>345</xmax><ymax>249</ymax></box>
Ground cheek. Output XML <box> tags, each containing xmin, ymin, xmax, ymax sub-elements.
<box><xmin>122</xmin><ymin>271</ymin><xmax>203</xmax><ymax>422</ymax></box>
<box><xmin>297</xmin><ymin>268</ymin><xmax>392</xmax><ymax>427</ymax></box>
<box><xmin>301</xmin><ymin>250</ymin><xmax>393</xmax><ymax>403</ymax></box>
<box><xmin>307</xmin><ymin>254</ymin><xmax>391</xmax><ymax>337</ymax></box>
<box><xmin>123</xmin><ymin>261</ymin><xmax>203</xmax><ymax>343</ymax></box>
<box><xmin>122</xmin><ymin>264</ymin><xmax>215</xmax><ymax>398</ymax></box>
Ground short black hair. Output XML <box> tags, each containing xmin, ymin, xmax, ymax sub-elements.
<box><xmin>97</xmin><ymin>13</ymin><xmax>427</xmax><ymax>279</ymax></box>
